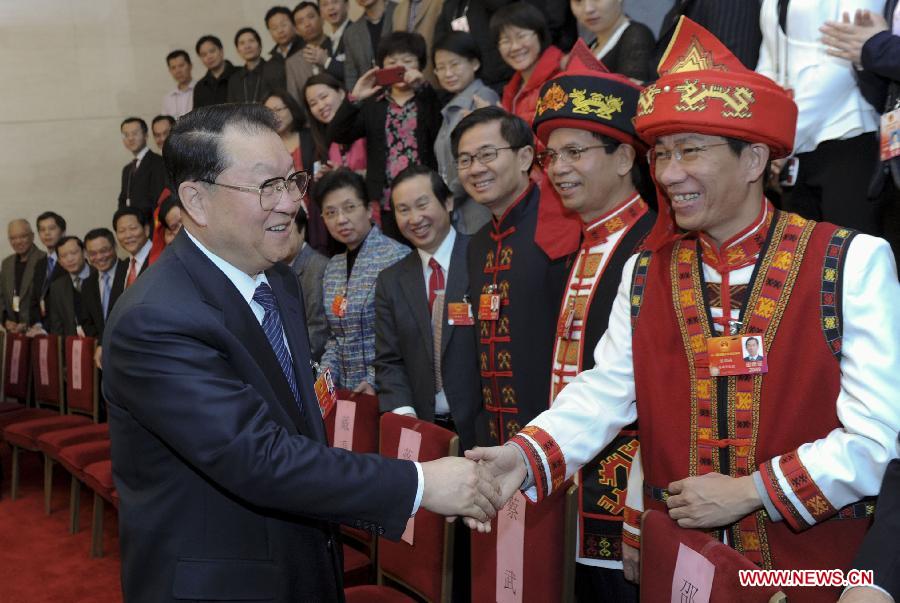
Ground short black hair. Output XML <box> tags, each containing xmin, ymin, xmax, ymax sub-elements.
<box><xmin>391</xmin><ymin>165</ymin><xmax>452</xmax><ymax>207</ymax></box>
<box><xmin>265</xmin><ymin>89</ymin><xmax>307</xmax><ymax>131</ymax></box>
<box><xmin>432</xmin><ymin>31</ymin><xmax>482</xmax><ymax>66</ymax></box>
<box><xmin>376</xmin><ymin>31</ymin><xmax>428</xmax><ymax>70</ymax></box>
<box><xmin>293</xmin><ymin>1</ymin><xmax>320</xmax><ymax>17</ymax></box>
<box><xmin>195</xmin><ymin>35</ymin><xmax>224</xmax><ymax>54</ymax></box>
<box><xmin>725</xmin><ymin>137</ymin><xmax>751</xmax><ymax>157</ymax></box>
<box><xmin>166</xmin><ymin>49</ymin><xmax>191</xmax><ymax>66</ymax></box>
<box><xmin>745</xmin><ymin>336</ymin><xmax>760</xmax><ymax>346</ymax></box>
<box><xmin>163</xmin><ymin>104</ymin><xmax>278</xmax><ymax>191</ymax></box>
<box><xmin>113</xmin><ymin>207</ymin><xmax>150</xmax><ymax>231</ymax></box>
<box><xmin>36</xmin><ymin>211</ymin><xmax>66</xmax><ymax>232</ymax></box>
<box><xmin>489</xmin><ymin>2</ymin><xmax>550</xmax><ymax>53</ymax></box>
<box><xmin>588</xmin><ymin>131</ymin><xmax>645</xmax><ymax>190</ymax></box>
<box><xmin>234</xmin><ymin>27</ymin><xmax>262</xmax><ymax>47</ymax></box>
<box><xmin>294</xmin><ymin>206</ymin><xmax>309</xmax><ymax>230</ymax></box>
<box><xmin>84</xmin><ymin>227</ymin><xmax>116</xmax><ymax>249</ymax></box>
<box><xmin>451</xmin><ymin>106</ymin><xmax>534</xmax><ymax>158</ymax></box>
<box><xmin>313</xmin><ymin>168</ymin><xmax>368</xmax><ymax>209</ymax></box>
<box><xmin>121</xmin><ymin>117</ymin><xmax>148</xmax><ymax>135</ymax></box>
<box><xmin>265</xmin><ymin>6</ymin><xmax>294</xmax><ymax>27</ymax></box>
<box><xmin>159</xmin><ymin>195</ymin><xmax>180</xmax><ymax>226</ymax></box>
<box><xmin>56</xmin><ymin>235</ymin><xmax>84</xmax><ymax>252</ymax></box>
<box><xmin>152</xmin><ymin>115</ymin><xmax>176</xmax><ymax>129</ymax></box>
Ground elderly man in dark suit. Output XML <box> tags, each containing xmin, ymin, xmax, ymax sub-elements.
<box><xmin>1</xmin><ymin>219</ymin><xmax>45</xmax><ymax>333</ymax></box>
<box><xmin>102</xmin><ymin>103</ymin><xmax>501</xmax><ymax>602</ymax></box>
<box><xmin>374</xmin><ymin>165</ymin><xmax>482</xmax><ymax>452</ymax></box>
<box><xmin>117</xmin><ymin>117</ymin><xmax>168</xmax><ymax>218</ymax></box>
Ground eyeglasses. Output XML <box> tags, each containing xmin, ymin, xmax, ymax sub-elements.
<box><xmin>322</xmin><ymin>201</ymin><xmax>365</xmax><ymax>221</ymax></box>
<box><xmin>201</xmin><ymin>171</ymin><xmax>310</xmax><ymax>211</ymax></box>
<box><xmin>456</xmin><ymin>146</ymin><xmax>518</xmax><ymax>170</ymax></box>
<box><xmin>498</xmin><ymin>30</ymin><xmax>537</xmax><ymax>50</ymax></box>
<box><xmin>434</xmin><ymin>60</ymin><xmax>465</xmax><ymax>75</ymax></box>
<box><xmin>649</xmin><ymin>142</ymin><xmax>731</xmax><ymax>167</ymax></box>
<box><xmin>536</xmin><ymin>144</ymin><xmax>617</xmax><ymax>169</ymax></box>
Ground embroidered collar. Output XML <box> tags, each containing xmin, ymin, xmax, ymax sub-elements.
<box><xmin>581</xmin><ymin>193</ymin><xmax>647</xmax><ymax>248</ymax></box>
<box><xmin>697</xmin><ymin>198</ymin><xmax>774</xmax><ymax>272</ymax></box>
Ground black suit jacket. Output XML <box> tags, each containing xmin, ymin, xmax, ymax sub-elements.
<box><xmin>81</xmin><ymin>260</ymin><xmax>128</xmax><ymax>341</ymax></box>
<box><xmin>374</xmin><ymin>233</ymin><xmax>482</xmax><ymax>451</ymax></box>
<box><xmin>103</xmin><ymin>231</ymin><xmax>418</xmax><ymax>602</ymax></box>
<box><xmin>47</xmin><ymin>269</ymin><xmax>97</xmax><ymax>337</ymax></box>
<box><xmin>30</xmin><ymin>256</ymin><xmax>67</xmax><ymax>325</ymax></box>
<box><xmin>655</xmin><ymin>0</ymin><xmax>762</xmax><ymax>74</ymax></box>
<box><xmin>117</xmin><ymin>150</ymin><xmax>168</xmax><ymax>215</ymax></box>
<box><xmin>852</xmin><ymin>458</ymin><xmax>900</xmax><ymax>599</ymax></box>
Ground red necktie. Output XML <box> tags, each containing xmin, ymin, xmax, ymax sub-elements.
<box><xmin>427</xmin><ymin>258</ymin><xmax>445</xmax><ymax>314</ymax></box>
<box><xmin>126</xmin><ymin>257</ymin><xmax>138</xmax><ymax>288</ymax></box>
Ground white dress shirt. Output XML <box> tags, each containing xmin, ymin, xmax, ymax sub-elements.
<box><xmin>161</xmin><ymin>80</ymin><xmax>195</xmax><ymax>119</ymax></box>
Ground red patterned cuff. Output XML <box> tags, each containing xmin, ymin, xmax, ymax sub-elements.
<box><xmin>622</xmin><ymin>528</ymin><xmax>641</xmax><ymax>550</ymax></box>
<box><xmin>623</xmin><ymin>506</ymin><xmax>642</xmax><ymax>532</ymax></box>
<box><xmin>759</xmin><ymin>451</ymin><xmax>837</xmax><ymax>531</ymax></box>
<box><xmin>509</xmin><ymin>426</ymin><xmax>566</xmax><ymax>502</ymax></box>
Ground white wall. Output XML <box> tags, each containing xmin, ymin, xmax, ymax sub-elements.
<box><xmin>0</xmin><ymin>0</ymin><xmax>369</xmax><ymax>242</ymax></box>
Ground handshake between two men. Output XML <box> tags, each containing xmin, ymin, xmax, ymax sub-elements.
<box><xmin>418</xmin><ymin>445</ymin><xmax>528</xmax><ymax>530</ymax></box>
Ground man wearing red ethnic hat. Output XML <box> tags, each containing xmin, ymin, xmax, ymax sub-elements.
<box><xmin>467</xmin><ymin>18</ymin><xmax>900</xmax><ymax>602</ymax></box>
<box><xmin>531</xmin><ymin>40</ymin><xmax>654</xmax><ymax>601</ymax></box>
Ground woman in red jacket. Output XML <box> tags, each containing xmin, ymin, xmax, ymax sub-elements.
<box><xmin>491</xmin><ymin>2</ymin><xmax>564</xmax><ymax>126</ymax></box>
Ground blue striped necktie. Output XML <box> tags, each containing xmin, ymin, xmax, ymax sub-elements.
<box><xmin>252</xmin><ymin>282</ymin><xmax>301</xmax><ymax>409</ymax></box>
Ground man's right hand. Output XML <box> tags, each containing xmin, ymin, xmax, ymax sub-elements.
<box><xmin>420</xmin><ymin>457</ymin><xmax>502</xmax><ymax>528</ymax></box>
<box><xmin>462</xmin><ymin>445</ymin><xmax>528</xmax><ymax>530</ymax></box>
<box><xmin>622</xmin><ymin>542</ymin><xmax>640</xmax><ymax>583</ymax></box>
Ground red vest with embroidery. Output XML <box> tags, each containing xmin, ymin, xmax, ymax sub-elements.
<box><xmin>631</xmin><ymin>212</ymin><xmax>869</xmax><ymax>598</ymax></box>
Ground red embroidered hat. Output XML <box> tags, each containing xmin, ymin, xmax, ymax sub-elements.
<box><xmin>634</xmin><ymin>16</ymin><xmax>797</xmax><ymax>157</ymax></box>
<box><xmin>635</xmin><ymin>17</ymin><xmax>798</xmax><ymax>250</ymax></box>
<box><xmin>533</xmin><ymin>40</ymin><xmax>644</xmax><ymax>150</ymax></box>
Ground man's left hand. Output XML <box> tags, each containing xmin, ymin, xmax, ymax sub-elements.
<box><xmin>302</xmin><ymin>45</ymin><xmax>328</xmax><ymax>67</ymax></box>
<box><xmin>666</xmin><ymin>473</ymin><xmax>762</xmax><ymax>528</ymax></box>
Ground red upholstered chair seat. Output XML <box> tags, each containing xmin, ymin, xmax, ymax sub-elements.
<box><xmin>344</xmin><ymin>585</ymin><xmax>417</xmax><ymax>603</ymax></box>
<box><xmin>0</xmin><ymin>401</ymin><xmax>24</xmax><ymax>413</ymax></box>
<box><xmin>37</xmin><ymin>423</ymin><xmax>109</xmax><ymax>456</ymax></box>
<box><xmin>83</xmin><ymin>460</ymin><xmax>115</xmax><ymax>504</ymax></box>
<box><xmin>342</xmin><ymin>544</ymin><xmax>373</xmax><ymax>587</ymax></box>
<box><xmin>3</xmin><ymin>415</ymin><xmax>91</xmax><ymax>448</ymax></box>
<box><xmin>0</xmin><ymin>408</ymin><xmax>57</xmax><ymax>431</ymax></box>
<box><xmin>57</xmin><ymin>440</ymin><xmax>111</xmax><ymax>480</ymax></box>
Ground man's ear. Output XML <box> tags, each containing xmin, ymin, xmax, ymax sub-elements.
<box><xmin>445</xmin><ymin>195</ymin><xmax>455</xmax><ymax>213</ymax></box>
<box><xmin>616</xmin><ymin>144</ymin><xmax>637</xmax><ymax>178</ymax></box>
<box><xmin>179</xmin><ymin>181</ymin><xmax>210</xmax><ymax>227</ymax></box>
<box><xmin>517</xmin><ymin>145</ymin><xmax>535</xmax><ymax>173</ymax></box>
<box><xmin>744</xmin><ymin>143</ymin><xmax>770</xmax><ymax>183</ymax></box>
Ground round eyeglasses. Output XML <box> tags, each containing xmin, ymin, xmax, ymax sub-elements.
<box><xmin>201</xmin><ymin>171</ymin><xmax>310</xmax><ymax>211</ymax></box>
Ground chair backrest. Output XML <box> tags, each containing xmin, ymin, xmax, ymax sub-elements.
<box><xmin>324</xmin><ymin>389</ymin><xmax>380</xmax><ymax>453</ymax></box>
<box><xmin>65</xmin><ymin>336</ymin><xmax>98</xmax><ymax>421</ymax></box>
<box><xmin>31</xmin><ymin>335</ymin><xmax>64</xmax><ymax>411</ymax></box>
<box><xmin>3</xmin><ymin>332</ymin><xmax>31</xmax><ymax>401</ymax></box>
<box><xmin>640</xmin><ymin>510</ymin><xmax>786</xmax><ymax>603</ymax></box>
<box><xmin>471</xmin><ymin>481</ymin><xmax>577</xmax><ymax>603</ymax></box>
<box><xmin>378</xmin><ymin>413</ymin><xmax>457</xmax><ymax>603</ymax></box>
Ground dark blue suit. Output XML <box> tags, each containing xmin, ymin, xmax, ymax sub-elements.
<box><xmin>103</xmin><ymin>230</ymin><xmax>418</xmax><ymax>602</ymax></box>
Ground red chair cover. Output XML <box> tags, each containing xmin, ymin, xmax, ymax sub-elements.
<box><xmin>56</xmin><ymin>439</ymin><xmax>111</xmax><ymax>481</ymax></box>
<box><xmin>3</xmin><ymin>333</ymin><xmax>31</xmax><ymax>400</ymax></box>
<box><xmin>3</xmin><ymin>415</ymin><xmax>90</xmax><ymax>448</ymax></box>
<box><xmin>65</xmin><ymin>336</ymin><xmax>97</xmax><ymax>417</ymax></box>
<box><xmin>0</xmin><ymin>408</ymin><xmax>56</xmax><ymax>431</ymax></box>
<box><xmin>639</xmin><ymin>510</ymin><xmax>786</xmax><ymax>602</ymax></box>
<box><xmin>0</xmin><ymin>401</ymin><xmax>25</xmax><ymax>413</ymax></box>
<box><xmin>83</xmin><ymin>460</ymin><xmax>115</xmax><ymax>505</ymax></box>
<box><xmin>37</xmin><ymin>423</ymin><xmax>109</xmax><ymax>456</ymax></box>
<box><xmin>324</xmin><ymin>389</ymin><xmax>380</xmax><ymax>454</ymax></box>
<box><xmin>470</xmin><ymin>481</ymin><xmax>574</xmax><ymax>603</ymax></box>
<box><xmin>31</xmin><ymin>335</ymin><xmax>63</xmax><ymax>408</ymax></box>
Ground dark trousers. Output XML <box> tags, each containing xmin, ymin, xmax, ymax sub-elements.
<box><xmin>880</xmin><ymin>162</ymin><xmax>900</xmax><ymax>271</ymax></box>
<box><xmin>575</xmin><ymin>563</ymin><xmax>639</xmax><ymax>603</ymax></box>
<box><xmin>784</xmin><ymin>133</ymin><xmax>882</xmax><ymax>235</ymax></box>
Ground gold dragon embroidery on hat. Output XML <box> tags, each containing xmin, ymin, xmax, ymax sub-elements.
<box><xmin>569</xmin><ymin>89</ymin><xmax>623</xmax><ymax>120</ymax></box>
<box><xmin>536</xmin><ymin>82</ymin><xmax>568</xmax><ymax>116</ymax></box>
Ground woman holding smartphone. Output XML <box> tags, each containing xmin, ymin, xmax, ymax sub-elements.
<box><xmin>328</xmin><ymin>31</ymin><xmax>442</xmax><ymax>242</ymax></box>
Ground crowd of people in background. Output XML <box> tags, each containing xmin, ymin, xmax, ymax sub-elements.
<box><xmin>3</xmin><ymin>1</ymin><xmax>900</xmax><ymax>601</ymax></box>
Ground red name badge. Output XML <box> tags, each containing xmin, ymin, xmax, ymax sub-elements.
<box><xmin>447</xmin><ymin>302</ymin><xmax>474</xmax><ymax>326</ymax></box>
<box><xmin>707</xmin><ymin>335</ymin><xmax>768</xmax><ymax>377</ymax></box>
<box><xmin>314</xmin><ymin>367</ymin><xmax>337</xmax><ymax>417</ymax></box>
<box><xmin>332</xmin><ymin>294</ymin><xmax>347</xmax><ymax>318</ymax></box>
<box><xmin>478</xmin><ymin>293</ymin><xmax>500</xmax><ymax>321</ymax></box>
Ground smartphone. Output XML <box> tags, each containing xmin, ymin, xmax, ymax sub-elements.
<box><xmin>779</xmin><ymin>157</ymin><xmax>799</xmax><ymax>187</ymax></box>
<box><xmin>374</xmin><ymin>66</ymin><xmax>406</xmax><ymax>87</ymax></box>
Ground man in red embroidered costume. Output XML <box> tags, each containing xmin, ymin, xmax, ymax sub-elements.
<box><xmin>451</xmin><ymin>106</ymin><xmax>572</xmax><ymax>446</ymax></box>
<box><xmin>467</xmin><ymin>18</ymin><xmax>900</xmax><ymax>602</ymax></box>
<box><xmin>531</xmin><ymin>40</ymin><xmax>655</xmax><ymax>601</ymax></box>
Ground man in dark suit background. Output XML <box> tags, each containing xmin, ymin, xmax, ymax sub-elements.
<box><xmin>102</xmin><ymin>103</ymin><xmax>500</xmax><ymax>602</ymax></box>
<box><xmin>375</xmin><ymin>165</ymin><xmax>482</xmax><ymax>452</ymax></box>
<box><xmin>285</xmin><ymin>207</ymin><xmax>329</xmax><ymax>363</ymax></box>
<box><xmin>343</xmin><ymin>0</ymin><xmax>395</xmax><ymax>90</ymax></box>
<box><xmin>46</xmin><ymin>236</ymin><xmax>95</xmax><ymax>337</ymax></box>
<box><xmin>117</xmin><ymin>117</ymin><xmax>168</xmax><ymax>218</ymax></box>
<box><xmin>29</xmin><ymin>211</ymin><xmax>67</xmax><ymax>328</ymax></box>
<box><xmin>321</xmin><ymin>0</ymin><xmax>351</xmax><ymax>83</ymax></box>
<box><xmin>81</xmin><ymin>228</ymin><xmax>128</xmax><ymax>369</ymax></box>
<box><xmin>112</xmin><ymin>207</ymin><xmax>154</xmax><ymax>290</ymax></box>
